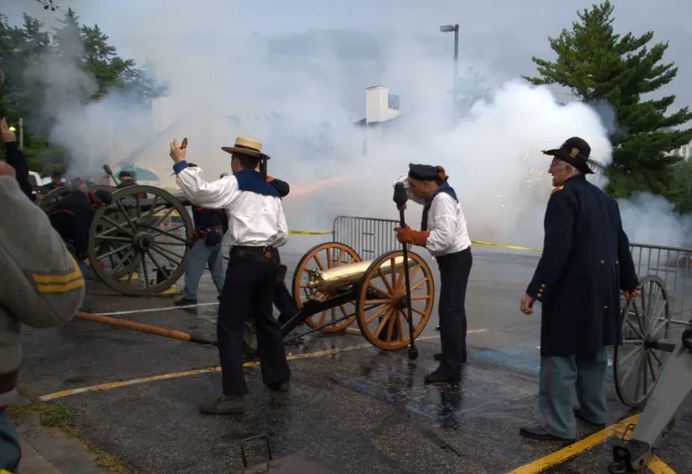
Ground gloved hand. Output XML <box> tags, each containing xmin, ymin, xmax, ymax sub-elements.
<box><xmin>395</xmin><ymin>224</ymin><xmax>429</xmax><ymax>246</ymax></box>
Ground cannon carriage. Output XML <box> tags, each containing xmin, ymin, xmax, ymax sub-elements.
<box><xmin>607</xmin><ymin>243</ymin><xmax>692</xmax><ymax>473</ymax></box>
<box><xmin>281</xmin><ymin>241</ymin><xmax>435</xmax><ymax>350</ymax></box>
<box><xmin>611</xmin><ymin>243</ymin><xmax>692</xmax><ymax>409</ymax></box>
<box><xmin>42</xmin><ymin>183</ymin><xmax>195</xmax><ymax>296</ymax></box>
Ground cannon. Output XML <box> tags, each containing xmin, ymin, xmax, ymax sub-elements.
<box><xmin>282</xmin><ymin>241</ymin><xmax>435</xmax><ymax>350</ymax></box>
<box><xmin>86</xmin><ymin>184</ymin><xmax>194</xmax><ymax>296</ymax></box>
<box><xmin>609</xmin><ymin>275</ymin><xmax>692</xmax><ymax>473</ymax></box>
<box><xmin>41</xmin><ymin>182</ymin><xmax>194</xmax><ymax>295</ymax></box>
<box><xmin>38</xmin><ymin>163</ymin><xmax>195</xmax><ymax>295</ymax></box>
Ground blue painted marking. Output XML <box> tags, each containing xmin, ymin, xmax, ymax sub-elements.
<box><xmin>335</xmin><ymin>343</ymin><xmax>542</xmax><ymax>423</ymax></box>
<box><xmin>469</xmin><ymin>343</ymin><xmax>541</xmax><ymax>374</ymax></box>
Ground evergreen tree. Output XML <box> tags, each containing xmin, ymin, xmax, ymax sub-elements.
<box><xmin>81</xmin><ymin>23</ymin><xmax>134</xmax><ymax>96</ymax></box>
<box><xmin>525</xmin><ymin>1</ymin><xmax>692</xmax><ymax>206</ymax></box>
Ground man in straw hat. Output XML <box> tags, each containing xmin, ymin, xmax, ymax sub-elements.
<box><xmin>169</xmin><ymin>136</ymin><xmax>290</xmax><ymax>414</ymax></box>
<box><xmin>394</xmin><ymin>164</ymin><xmax>472</xmax><ymax>384</ymax></box>
<box><xmin>519</xmin><ymin>137</ymin><xmax>640</xmax><ymax>441</ymax></box>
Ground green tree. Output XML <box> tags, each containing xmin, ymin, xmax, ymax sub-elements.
<box><xmin>524</xmin><ymin>1</ymin><xmax>692</xmax><ymax>208</ymax></box>
<box><xmin>669</xmin><ymin>158</ymin><xmax>692</xmax><ymax>214</ymax></box>
<box><xmin>82</xmin><ymin>23</ymin><xmax>133</xmax><ymax>96</ymax></box>
<box><xmin>0</xmin><ymin>9</ymin><xmax>165</xmax><ymax>175</ymax></box>
<box><xmin>0</xmin><ymin>14</ymin><xmax>67</xmax><ymax>172</ymax></box>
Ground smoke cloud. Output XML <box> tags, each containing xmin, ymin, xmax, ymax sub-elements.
<box><xmin>619</xmin><ymin>193</ymin><xmax>692</xmax><ymax>248</ymax></box>
<box><xmin>4</xmin><ymin>0</ymin><xmax>691</xmax><ymax>249</ymax></box>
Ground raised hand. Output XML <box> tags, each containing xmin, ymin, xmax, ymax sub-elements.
<box><xmin>0</xmin><ymin>118</ymin><xmax>17</xmax><ymax>143</ymax></box>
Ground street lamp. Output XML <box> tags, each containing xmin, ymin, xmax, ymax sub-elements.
<box><xmin>440</xmin><ymin>24</ymin><xmax>459</xmax><ymax>121</ymax></box>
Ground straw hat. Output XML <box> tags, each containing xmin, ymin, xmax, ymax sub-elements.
<box><xmin>221</xmin><ymin>136</ymin><xmax>268</xmax><ymax>159</ymax></box>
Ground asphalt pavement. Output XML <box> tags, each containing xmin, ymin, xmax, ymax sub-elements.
<box><xmin>13</xmin><ymin>240</ymin><xmax>691</xmax><ymax>473</ymax></box>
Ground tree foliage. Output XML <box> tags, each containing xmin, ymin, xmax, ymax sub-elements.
<box><xmin>0</xmin><ymin>9</ymin><xmax>164</xmax><ymax>174</ymax></box>
<box><xmin>525</xmin><ymin>1</ymin><xmax>692</xmax><ymax>211</ymax></box>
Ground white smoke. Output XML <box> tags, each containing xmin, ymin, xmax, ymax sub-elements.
<box><xmin>4</xmin><ymin>1</ymin><xmax>690</xmax><ymax>250</ymax></box>
<box><xmin>619</xmin><ymin>193</ymin><xmax>692</xmax><ymax>248</ymax></box>
<box><xmin>306</xmin><ymin>81</ymin><xmax>613</xmax><ymax>247</ymax></box>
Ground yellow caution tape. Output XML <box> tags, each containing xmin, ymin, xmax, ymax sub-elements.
<box><xmin>472</xmin><ymin>240</ymin><xmax>542</xmax><ymax>252</ymax></box>
<box><xmin>286</xmin><ymin>227</ymin><xmax>541</xmax><ymax>251</ymax></box>
<box><xmin>289</xmin><ymin>229</ymin><xmax>332</xmax><ymax>236</ymax></box>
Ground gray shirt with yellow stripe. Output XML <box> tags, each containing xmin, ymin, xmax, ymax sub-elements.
<box><xmin>0</xmin><ymin>177</ymin><xmax>84</xmax><ymax>405</ymax></box>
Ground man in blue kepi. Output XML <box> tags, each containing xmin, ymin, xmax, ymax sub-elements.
<box><xmin>519</xmin><ymin>137</ymin><xmax>640</xmax><ymax>441</ymax></box>
<box><xmin>169</xmin><ymin>136</ymin><xmax>290</xmax><ymax>414</ymax></box>
<box><xmin>395</xmin><ymin>163</ymin><xmax>473</xmax><ymax>384</ymax></box>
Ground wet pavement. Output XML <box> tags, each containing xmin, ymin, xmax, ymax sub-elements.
<box><xmin>17</xmin><ymin>240</ymin><xmax>692</xmax><ymax>473</ymax></box>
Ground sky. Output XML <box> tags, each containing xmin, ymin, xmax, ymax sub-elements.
<box><xmin>3</xmin><ymin>0</ymin><xmax>692</xmax><ymax>247</ymax></box>
<box><xmin>7</xmin><ymin>0</ymin><xmax>691</xmax><ymax>107</ymax></box>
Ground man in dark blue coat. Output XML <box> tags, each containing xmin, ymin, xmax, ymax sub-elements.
<box><xmin>519</xmin><ymin>137</ymin><xmax>640</xmax><ymax>441</ymax></box>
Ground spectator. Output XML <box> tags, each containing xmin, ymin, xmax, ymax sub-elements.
<box><xmin>519</xmin><ymin>137</ymin><xmax>640</xmax><ymax>441</ymax></box>
<box><xmin>0</xmin><ymin>118</ymin><xmax>84</xmax><ymax>471</ymax></box>
<box><xmin>117</xmin><ymin>170</ymin><xmax>136</xmax><ymax>188</ymax></box>
<box><xmin>42</xmin><ymin>171</ymin><xmax>64</xmax><ymax>193</ymax></box>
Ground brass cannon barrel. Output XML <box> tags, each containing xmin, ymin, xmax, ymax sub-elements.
<box><xmin>307</xmin><ymin>256</ymin><xmax>412</xmax><ymax>292</ymax></box>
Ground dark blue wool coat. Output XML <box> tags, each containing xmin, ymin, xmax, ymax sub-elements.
<box><xmin>527</xmin><ymin>175</ymin><xmax>639</xmax><ymax>357</ymax></box>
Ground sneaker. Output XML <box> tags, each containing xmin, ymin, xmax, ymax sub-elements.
<box><xmin>199</xmin><ymin>395</ymin><xmax>245</xmax><ymax>414</ymax></box>
<box><xmin>173</xmin><ymin>296</ymin><xmax>197</xmax><ymax>306</ymax></box>
<box><xmin>519</xmin><ymin>424</ymin><xmax>575</xmax><ymax>442</ymax></box>
<box><xmin>424</xmin><ymin>369</ymin><xmax>460</xmax><ymax>384</ymax></box>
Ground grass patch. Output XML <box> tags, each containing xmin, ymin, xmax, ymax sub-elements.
<box><xmin>8</xmin><ymin>401</ymin><xmax>131</xmax><ymax>472</ymax></box>
<box><xmin>8</xmin><ymin>402</ymin><xmax>71</xmax><ymax>428</ymax></box>
<box><xmin>38</xmin><ymin>404</ymin><xmax>71</xmax><ymax>427</ymax></box>
<box><xmin>95</xmin><ymin>452</ymin><xmax>128</xmax><ymax>473</ymax></box>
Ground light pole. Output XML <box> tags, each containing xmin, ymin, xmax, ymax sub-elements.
<box><xmin>440</xmin><ymin>24</ymin><xmax>459</xmax><ymax>120</ymax></box>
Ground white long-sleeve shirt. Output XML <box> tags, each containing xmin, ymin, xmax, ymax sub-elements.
<box><xmin>175</xmin><ymin>163</ymin><xmax>287</xmax><ymax>248</ymax></box>
<box><xmin>424</xmin><ymin>191</ymin><xmax>471</xmax><ymax>256</ymax></box>
<box><xmin>396</xmin><ymin>176</ymin><xmax>471</xmax><ymax>257</ymax></box>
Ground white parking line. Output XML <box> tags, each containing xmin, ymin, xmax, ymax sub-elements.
<box><xmin>95</xmin><ymin>302</ymin><xmax>219</xmax><ymax>316</ymax></box>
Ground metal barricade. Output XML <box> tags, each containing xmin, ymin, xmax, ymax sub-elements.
<box><xmin>630</xmin><ymin>243</ymin><xmax>692</xmax><ymax>324</ymax></box>
<box><xmin>332</xmin><ymin>216</ymin><xmax>692</xmax><ymax>323</ymax></box>
<box><xmin>332</xmin><ymin>216</ymin><xmax>399</xmax><ymax>259</ymax></box>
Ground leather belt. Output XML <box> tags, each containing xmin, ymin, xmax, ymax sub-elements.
<box><xmin>230</xmin><ymin>245</ymin><xmax>277</xmax><ymax>262</ymax></box>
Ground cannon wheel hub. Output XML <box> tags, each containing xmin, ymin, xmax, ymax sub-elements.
<box><xmin>134</xmin><ymin>232</ymin><xmax>155</xmax><ymax>252</ymax></box>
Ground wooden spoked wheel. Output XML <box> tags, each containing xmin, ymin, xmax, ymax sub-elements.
<box><xmin>355</xmin><ymin>250</ymin><xmax>434</xmax><ymax>350</ymax></box>
<box><xmin>88</xmin><ymin>185</ymin><xmax>193</xmax><ymax>296</ymax></box>
<box><xmin>292</xmin><ymin>242</ymin><xmax>361</xmax><ymax>333</ymax></box>
<box><xmin>614</xmin><ymin>276</ymin><xmax>671</xmax><ymax>408</ymax></box>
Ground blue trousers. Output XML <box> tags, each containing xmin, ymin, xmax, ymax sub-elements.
<box><xmin>0</xmin><ymin>410</ymin><xmax>20</xmax><ymax>472</ymax></box>
<box><xmin>539</xmin><ymin>346</ymin><xmax>609</xmax><ymax>439</ymax></box>
<box><xmin>436</xmin><ymin>248</ymin><xmax>472</xmax><ymax>377</ymax></box>
<box><xmin>182</xmin><ymin>240</ymin><xmax>225</xmax><ymax>300</ymax></box>
<box><xmin>217</xmin><ymin>248</ymin><xmax>290</xmax><ymax>395</ymax></box>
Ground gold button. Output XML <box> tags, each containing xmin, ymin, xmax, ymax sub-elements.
<box><xmin>600</xmin><ymin>260</ymin><xmax>605</xmax><ymax>264</ymax></box>
<box><xmin>604</xmin><ymin>305</ymin><xmax>608</xmax><ymax>309</ymax></box>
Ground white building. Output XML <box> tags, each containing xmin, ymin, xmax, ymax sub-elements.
<box><xmin>355</xmin><ymin>85</ymin><xmax>401</xmax><ymax>155</ymax></box>
<box><xmin>364</xmin><ymin>85</ymin><xmax>401</xmax><ymax>124</ymax></box>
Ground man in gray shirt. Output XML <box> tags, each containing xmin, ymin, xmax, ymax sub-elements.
<box><xmin>0</xmin><ymin>118</ymin><xmax>84</xmax><ymax>471</ymax></box>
